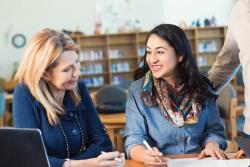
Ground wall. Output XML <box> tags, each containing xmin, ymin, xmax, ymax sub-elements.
<box><xmin>129</xmin><ymin>0</ymin><xmax>165</xmax><ymax>31</ymax></box>
<box><xmin>164</xmin><ymin>0</ymin><xmax>236</xmax><ymax>26</ymax></box>
<box><xmin>0</xmin><ymin>0</ymin><xmax>164</xmax><ymax>79</ymax></box>
<box><xmin>0</xmin><ymin>0</ymin><xmax>96</xmax><ymax>79</ymax></box>
<box><xmin>0</xmin><ymin>0</ymin><xmax>236</xmax><ymax>79</ymax></box>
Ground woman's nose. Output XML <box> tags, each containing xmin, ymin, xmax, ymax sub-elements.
<box><xmin>73</xmin><ymin>64</ymin><xmax>81</xmax><ymax>77</ymax></box>
<box><xmin>149</xmin><ymin>54</ymin><xmax>159</xmax><ymax>64</ymax></box>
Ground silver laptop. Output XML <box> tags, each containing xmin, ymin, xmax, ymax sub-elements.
<box><xmin>0</xmin><ymin>128</ymin><xmax>50</xmax><ymax>167</ymax></box>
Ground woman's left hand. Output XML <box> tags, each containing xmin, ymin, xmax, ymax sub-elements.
<box><xmin>234</xmin><ymin>149</ymin><xmax>245</xmax><ymax>159</ymax></box>
<box><xmin>198</xmin><ymin>141</ymin><xmax>226</xmax><ymax>160</ymax></box>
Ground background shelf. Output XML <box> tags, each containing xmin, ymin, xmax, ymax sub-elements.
<box><xmin>71</xmin><ymin>26</ymin><xmax>227</xmax><ymax>91</ymax></box>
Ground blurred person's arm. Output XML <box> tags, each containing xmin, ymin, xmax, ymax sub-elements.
<box><xmin>208</xmin><ymin>28</ymin><xmax>240</xmax><ymax>93</ymax></box>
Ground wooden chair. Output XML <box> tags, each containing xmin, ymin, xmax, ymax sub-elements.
<box><xmin>217</xmin><ymin>84</ymin><xmax>243</xmax><ymax>152</ymax></box>
<box><xmin>96</xmin><ymin>86</ymin><xmax>127</xmax><ymax>149</ymax></box>
<box><xmin>99</xmin><ymin>113</ymin><xmax>126</xmax><ymax>150</ymax></box>
<box><xmin>96</xmin><ymin>85</ymin><xmax>127</xmax><ymax>114</ymax></box>
<box><xmin>115</xmin><ymin>133</ymin><xmax>125</xmax><ymax>153</ymax></box>
<box><xmin>230</xmin><ymin>99</ymin><xmax>244</xmax><ymax>152</ymax></box>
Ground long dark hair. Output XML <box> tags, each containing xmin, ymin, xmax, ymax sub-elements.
<box><xmin>134</xmin><ymin>24</ymin><xmax>216</xmax><ymax>105</ymax></box>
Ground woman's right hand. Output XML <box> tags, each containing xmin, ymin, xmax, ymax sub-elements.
<box><xmin>93</xmin><ymin>151</ymin><xmax>125</xmax><ymax>167</ymax></box>
<box><xmin>143</xmin><ymin>147</ymin><xmax>169</xmax><ymax>167</ymax></box>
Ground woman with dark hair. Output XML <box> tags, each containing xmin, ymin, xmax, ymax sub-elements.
<box><xmin>124</xmin><ymin>24</ymin><xmax>227</xmax><ymax>166</ymax></box>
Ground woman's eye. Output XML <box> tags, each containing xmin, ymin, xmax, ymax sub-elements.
<box><xmin>157</xmin><ymin>51</ymin><xmax>165</xmax><ymax>54</ymax></box>
<box><xmin>146</xmin><ymin>51</ymin><xmax>151</xmax><ymax>54</ymax></box>
<box><xmin>63</xmin><ymin>67</ymin><xmax>71</xmax><ymax>72</ymax></box>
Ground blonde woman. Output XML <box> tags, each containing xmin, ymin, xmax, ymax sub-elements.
<box><xmin>13</xmin><ymin>28</ymin><xmax>124</xmax><ymax>167</ymax></box>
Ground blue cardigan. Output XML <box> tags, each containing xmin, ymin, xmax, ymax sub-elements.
<box><xmin>13</xmin><ymin>80</ymin><xmax>112</xmax><ymax>167</ymax></box>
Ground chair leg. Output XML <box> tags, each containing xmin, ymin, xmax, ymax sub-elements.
<box><xmin>106</xmin><ymin>128</ymin><xmax>116</xmax><ymax>149</ymax></box>
<box><xmin>230</xmin><ymin>98</ymin><xmax>238</xmax><ymax>152</ymax></box>
<box><xmin>115</xmin><ymin>133</ymin><xmax>124</xmax><ymax>153</ymax></box>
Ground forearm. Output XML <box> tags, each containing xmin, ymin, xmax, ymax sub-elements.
<box><xmin>71</xmin><ymin>138</ymin><xmax>112</xmax><ymax>160</ymax></box>
<box><xmin>71</xmin><ymin>148</ymin><xmax>99</xmax><ymax>160</ymax></box>
<box><xmin>208</xmin><ymin>63</ymin><xmax>240</xmax><ymax>92</ymax></box>
<box><xmin>130</xmin><ymin>145</ymin><xmax>147</xmax><ymax>162</ymax></box>
<box><xmin>208</xmin><ymin>28</ymin><xmax>240</xmax><ymax>92</ymax></box>
<box><xmin>62</xmin><ymin>158</ymin><xmax>95</xmax><ymax>167</ymax></box>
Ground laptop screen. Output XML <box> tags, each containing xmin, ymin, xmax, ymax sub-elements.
<box><xmin>0</xmin><ymin>128</ymin><xmax>50</xmax><ymax>167</ymax></box>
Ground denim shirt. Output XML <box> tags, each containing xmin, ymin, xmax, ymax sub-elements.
<box><xmin>124</xmin><ymin>78</ymin><xmax>227</xmax><ymax>158</ymax></box>
<box><xmin>13</xmin><ymin>80</ymin><xmax>112</xmax><ymax>167</ymax></box>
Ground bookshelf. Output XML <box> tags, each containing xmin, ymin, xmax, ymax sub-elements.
<box><xmin>107</xmin><ymin>34</ymin><xmax>138</xmax><ymax>85</ymax></box>
<box><xmin>71</xmin><ymin>26</ymin><xmax>226</xmax><ymax>90</ymax></box>
<box><xmin>195</xmin><ymin>26</ymin><xmax>226</xmax><ymax>73</ymax></box>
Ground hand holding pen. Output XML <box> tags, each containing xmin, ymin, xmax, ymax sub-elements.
<box><xmin>143</xmin><ymin>140</ymin><xmax>169</xmax><ymax>166</ymax></box>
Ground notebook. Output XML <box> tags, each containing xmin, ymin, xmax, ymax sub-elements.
<box><xmin>168</xmin><ymin>157</ymin><xmax>250</xmax><ymax>167</ymax></box>
<box><xmin>0</xmin><ymin>127</ymin><xmax>50</xmax><ymax>167</ymax></box>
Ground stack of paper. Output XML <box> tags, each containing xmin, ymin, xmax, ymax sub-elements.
<box><xmin>168</xmin><ymin>158</ymin><xmax>250</xmax><ymax>167</ymax></box>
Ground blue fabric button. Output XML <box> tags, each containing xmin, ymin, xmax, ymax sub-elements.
<box><xmin>72</xmin><ymin>129</ymin><xmax>79</xmax><ymax>135</ymax></box>
<box><xmin>69</xmin><ymin>112</ymin><xmax>74</xmax><ymax>117</ymax></box>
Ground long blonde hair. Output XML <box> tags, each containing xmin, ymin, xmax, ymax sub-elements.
<box><xmin>15</xmin><ymin>28</ymin><xmax>81</xmax><ymax>125</ymax></box>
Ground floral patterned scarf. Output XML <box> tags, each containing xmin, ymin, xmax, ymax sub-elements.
<box><xmin>141</xmin><ymin>71</ymin><xmax>201</xmax><ymax>127</ymax></box>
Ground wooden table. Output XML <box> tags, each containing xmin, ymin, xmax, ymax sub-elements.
<box><xmin>124</xmin><ymin>154</ymin><xmax>199</xmax><ymax>167</ymax></box>
<box><xmin>99</xmin><ymin>113</ymin><xmax>126</xmax><ymax>125</ymax></box>
<box><xmin>99</xmin><ymin>113</ymin><xmax>126</xmax><ymax>150</ymax></box>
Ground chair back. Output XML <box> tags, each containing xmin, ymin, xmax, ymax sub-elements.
<box><xmin>96</xmin><ymin>85</ymin><xmax>127</xmax><ymax>114</ymax></box>
<box><xmin>217</xmin><ymin>84</ymin><xmax>237</xmax><ymax>119</ymax></box>
<box><xmin>116</xmin><ymin>80</ymin><xmax>133</xmax><ymax>90</ymax></box>
<box><xmin>217</xmin><ymin>84</ymin><xmax>240</xmax><ymax>152</ymax></box>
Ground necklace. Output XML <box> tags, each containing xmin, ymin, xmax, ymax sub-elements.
<box><xmin>58</xmin><ymin>113</ymin><xmax>86</xmax><ymax>159</ymax></box>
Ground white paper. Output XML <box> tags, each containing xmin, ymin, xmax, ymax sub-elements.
<box><xmin>168</xmin><ymin>158</ymin><xmax>250</xmax><ymax>167</ymax></box>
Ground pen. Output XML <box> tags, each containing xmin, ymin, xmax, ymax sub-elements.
<box><xmin>143</xmin><ymin>140</ymin><xmax>162</xmax><ymax>162</ymax></box>
<box><xmin>101</xmin><ymin>151</ymin><xmax>122</xmax><ymax>162</ymax></box>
